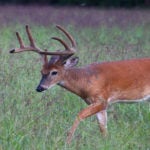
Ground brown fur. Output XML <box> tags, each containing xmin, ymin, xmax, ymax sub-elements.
<box><xmin>58</xmin><ymin>58</ymin><xmax>150</xmax><ymax>102</ymax></box>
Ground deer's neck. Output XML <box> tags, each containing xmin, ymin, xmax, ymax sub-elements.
<box><xmin>58</xmin><ymin>67</ymin><xmax>90</xmax><ymax>99</ymax></box>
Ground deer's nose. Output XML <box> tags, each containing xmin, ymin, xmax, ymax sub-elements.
<box><xmin>36</xmin><ymin>85</ymin><xmax>46</xmax><ymax>92</ymax></box>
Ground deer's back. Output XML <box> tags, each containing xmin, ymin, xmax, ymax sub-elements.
<box><xmin>82</xmin><ymin>58</ymin><xmax>150</xmax><ymax>103</ymax></box>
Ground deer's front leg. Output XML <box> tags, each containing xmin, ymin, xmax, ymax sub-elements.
<box><xmin>96</xmin><ymin>110</ymin><xmax>108</xmax><ymax>137</ymax></box>
<box><xmin>66</xmin><ymin>102</ymin><xmax>106</xmax><ymax>144</ymax></box>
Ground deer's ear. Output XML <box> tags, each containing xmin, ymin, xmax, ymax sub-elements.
<box><xmin>64</xmin><ymin>57</ymin><xmax>79</xmax><ymax>68</ymax></box>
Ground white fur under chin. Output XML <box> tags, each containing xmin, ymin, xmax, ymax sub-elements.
<box><xmin>41</xmin><ymin>84</ymin><xmax>56</xmax><ymax>90</ymax></box>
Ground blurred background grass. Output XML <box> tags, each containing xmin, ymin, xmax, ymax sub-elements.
<box><xmin>0</xmin><ymin>5</ymin><xmax>150</xmax><ymax>150</ymax></box>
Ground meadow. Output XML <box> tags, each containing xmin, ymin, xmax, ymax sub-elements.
<box><xmin>0</xmin><ymin>6</ymin><xmax>150</xmax><ymax>150</ymax></box>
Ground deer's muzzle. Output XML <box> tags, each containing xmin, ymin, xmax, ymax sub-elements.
<box><xmin>36</xmin><ymin>85</ymin><xmax>47</xmax><ymax>92</ymax></box>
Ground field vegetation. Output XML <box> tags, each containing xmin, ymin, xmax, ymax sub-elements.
<box><xmin>0</xmin><ymin>6</ymin><xmax>150</xmax><ymax>150</ymax></box>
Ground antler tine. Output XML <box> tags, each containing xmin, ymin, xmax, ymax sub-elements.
<box><xmin>56</xmin><ymin>25</ymin><xmax>76</xmax><ymax>48</ymax></box>
<box><xmin>52</xmin><ymin>37</ymin><xmax>71</xmax><ymax>51</ymax></box>
<box><xmin>26</xmin><ymin>25</ymin><xmax>36</xmax><ymax>47</ymax></box>
<box><xmin>16</xmin><ymin>32</ymin><xmax>25</xmax><ymax>48</ymax></box>
<box><xmin>10</xmin><ymin>25</ymin><xmax>42</xmax><ymax>54</ymax></box>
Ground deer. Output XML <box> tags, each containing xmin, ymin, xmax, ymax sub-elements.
<box><xmin>10</xmin><ymin>25</ymin><xmax>150</xmax><ymax>144</ymax></box>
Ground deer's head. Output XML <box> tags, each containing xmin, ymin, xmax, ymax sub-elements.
<box><xmin>10</xmin><ymin>25</ymin><xmax>79</xmax><ymax>92</ymax></box>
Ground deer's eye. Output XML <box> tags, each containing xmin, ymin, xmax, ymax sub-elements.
<box><xmin>51</xmin><ymin>71</ymin><xmax>58</xmax><ymax>76</ymax></box>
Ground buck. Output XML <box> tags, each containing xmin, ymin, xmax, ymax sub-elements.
<box><xmin>10</xmin><ymin>25</ymin><xmax>150</xmax><ymax>144</ymax></box>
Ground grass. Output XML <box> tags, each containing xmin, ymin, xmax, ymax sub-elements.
<box><xmin>0</xmin><ymin>6</ymin><xmax>150</xmax><ymax>150</ymax></box>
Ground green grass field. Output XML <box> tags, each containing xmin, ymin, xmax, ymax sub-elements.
<box><xmin>0</xmin><ymin>6</ymin><xmax>150</xmax><ymax>150</ymax></box>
